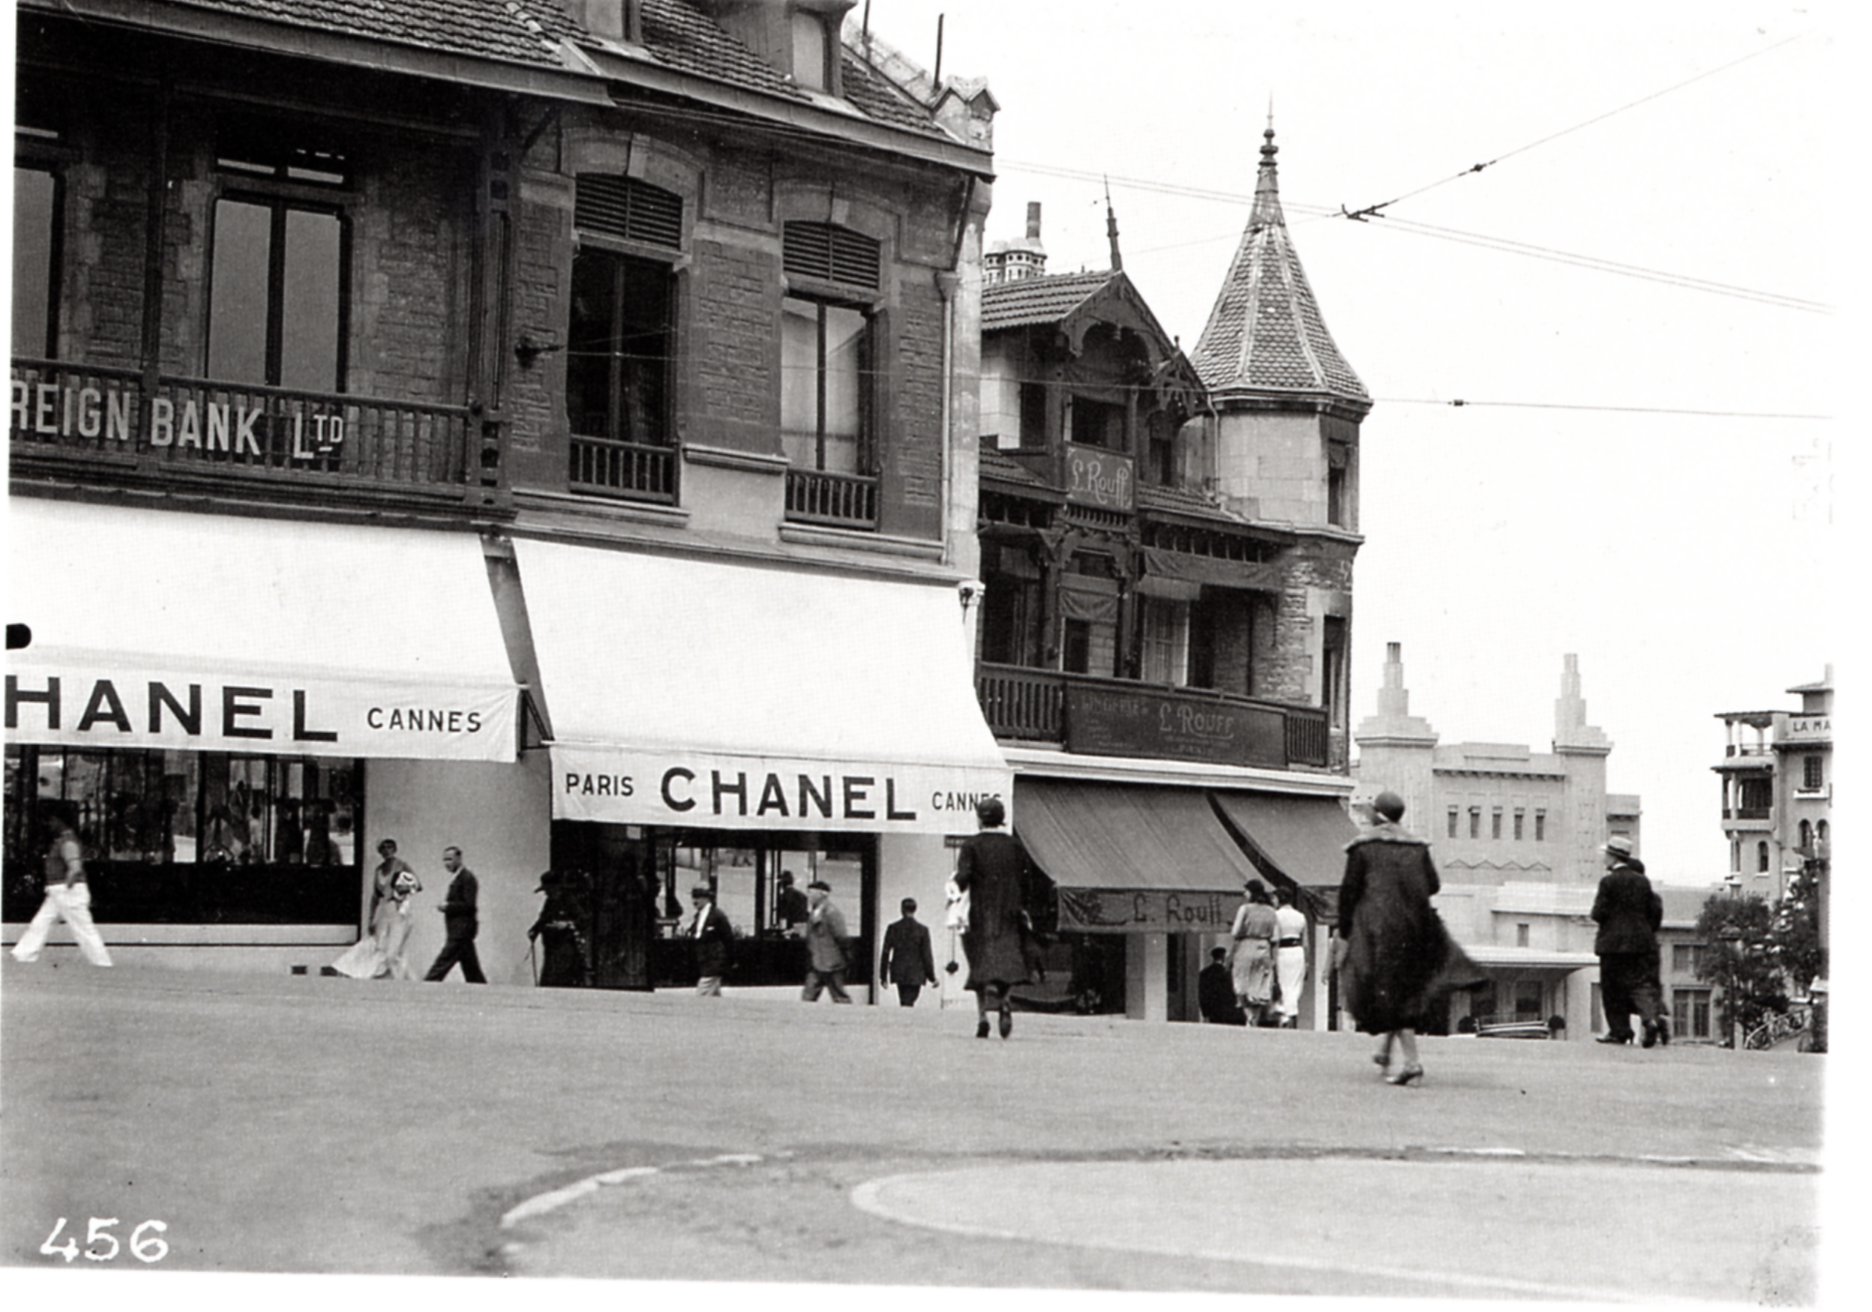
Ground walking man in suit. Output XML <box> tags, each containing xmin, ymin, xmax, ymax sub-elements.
<box><xmin>688</xmin><ymin>883</ymin><xmax>734</xmax><ymax>996</ymax></box>
<box><xmin>1592</xmin><ymin>836</ymin><xmax>1661</xmax><ymax>1045</ymax></box>
<box><xmin>801</xmin><ymin>879</ymin><xmax>852</xmax><ymax>1003</ymax></box>
<box><xmin>880</xmin><ymin>897</ymin><xmax>937</xmax><ymax>1006</ymax></box>
<box><xmin>424</xmin><ymin>846</ymin><xmax>487</xmax><ymax>983</ymax></box>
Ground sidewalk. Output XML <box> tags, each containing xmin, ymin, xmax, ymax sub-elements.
<box><xmin>0</xmin><ymin>962</ymin><xmax>1827</xmax><ymax>1298</ymax></box>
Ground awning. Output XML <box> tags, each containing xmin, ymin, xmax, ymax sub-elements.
<box><xmin>1014</xmin><ymin>778</ymin><xmax>1259</xmax><ymax>934</ymax></box>
<box><xmin>5</xmin><ymin>499</ymin><xmax>520</xmax><ymax>760</ymax></box>
<box><xmin>1140</xmin><ymin>546</ymin><xmax>1281</xmax><ymax>592</ymax></box>
<box><xmin>1209</xmin><ymin>790</ymin><xmax>1360</xmax><ymax>919</ymax></box>
<box><xmin>513</xmin><ymin>540</ymin><xmax>1010</xmax><ymax>834</ymax></box>
<box><xmin>1462</xmin><ymin>945</ymin><xmax>1599</xmax><ymax>971</ymax></box>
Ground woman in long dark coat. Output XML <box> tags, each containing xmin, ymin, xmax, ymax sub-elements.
<box><xmin>952</xmin><ymin>796</ymin><xmax>1030</xmax><ymax>1039</ymax></box>
<box><xmin>1337</xmin><ymin>790</ymin><xmax>1475</xmax><ymax>1084</ymax></box>
<box><xmin>528</xmin><ymin>872</ymin><xmax>589</xmax><ymax>988</ymax></box>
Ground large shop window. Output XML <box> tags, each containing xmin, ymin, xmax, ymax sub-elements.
<box><xmin>11</xmin><ymin>165</ymin><xmax>60</xmax><ymax>357</ymax></box>
<box><xmin>3</xmin><ymin>746</ymin><xmax>363</xmax><ymax>926</ymax></box>
<box><xmin>551</xmin><ymin>822</ymin><xmax>876</xmax><ymax>990</ymax></box>
<box><xmin>208</xmin><ymin>197</ymin><xmax>346</xmax><ymax>391</ymax></box>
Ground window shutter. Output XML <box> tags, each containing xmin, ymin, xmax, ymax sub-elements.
<box><xmin>575</xmin><ymin>175</ymin><xmax>684</xmax><ymax>249</ymax></box>
<box><xmin>784</xmin><ymin>222</ymin><xmax>880</xmax><ymax>292</ymax></box>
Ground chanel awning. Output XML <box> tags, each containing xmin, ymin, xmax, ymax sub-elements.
<box><xmin>4</xmin><ymin>499</ymin><xmax>520</xmax><ymax>761</ymax></box>
<box><xmin>512</xmin><ymin>539</ymin><xmax>1011</xmax><ymax>834</ymax></box>
<box><xmin>1209</xmin><ymin>790</ymin><xmax>1359</xmax><ymax>919</ymax></box>
<box><xmin>1013</xmin><ymin>778</ymin><xmax>1260</xmax><ymax>934</ymax></box>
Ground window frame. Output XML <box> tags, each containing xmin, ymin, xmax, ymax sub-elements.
<box><xmin>205</xmin><ymin>188</ymin><xmax>352</xmax><ymax>392</ymax></box>
<box><xmin>11</xmin><ymin>158</ymin><xmax>64</xmax><ymax>359</ymax></box>
<box><xmin>565</xmin><ymin>240</ymin><xmax>679</xmax><ymax>448</ymax></box>
<box><xmin>782</xmin><ymin>290</ymin><xmax>878</xmax><ymax>475</ymax></box>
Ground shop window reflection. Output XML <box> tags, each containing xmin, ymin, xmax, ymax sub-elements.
<box><xmin>2</xmin><ymin>745</ymin><xmax>362</xmax><ymax>924</ymax></box>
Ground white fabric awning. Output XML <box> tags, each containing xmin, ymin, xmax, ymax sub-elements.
<box><xmin>5</xmin><ymin>499</ymin><xmax>519</xmax><ymax>761</ymax></box>
<box><xmin>513</xmin><ymin>539</ymin><xmax>1011</xmax><ymax>834</ymax></box>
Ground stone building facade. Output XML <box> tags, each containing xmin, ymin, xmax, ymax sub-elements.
<box><xmin>5</xmin><ymin>0</ymin><xmax>1009</xmax><ymax>993</ymax></box>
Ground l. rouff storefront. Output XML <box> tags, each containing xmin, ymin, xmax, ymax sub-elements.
<box><xmin>3</xmin><ymin>499</ymin><xmax>530</xmax><ymax>975</ymax></box>
<box><xmin>1002</xmin><ymin>755</ymin><xmax>1358</xmax><ymax>1026</ymax></box>
<box><xmin>506</xmin><ymin>537</ymin><xmax>1013</xmax><ymax>996</ymax></box>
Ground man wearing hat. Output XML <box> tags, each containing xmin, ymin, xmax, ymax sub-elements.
<box><xmin>1591</xmin><ymin>835</ymin><xmax>1663</xmax><ymax>1046</ymax></box>
<box><xmin>801</xmin><ymin>879</ymin><xmax>852</xmax><ymax>1003</ymax></box>
<box><xmin>687</xmin><ymin>883</ymin><xmax>735</xmax><ymax>997</ymax></box>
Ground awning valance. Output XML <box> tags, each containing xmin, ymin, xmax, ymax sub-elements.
<box><xmin>1014</xmin><ymin>778</ymin><xmax>1260</xmax><ymax>934</ymax></box>
<box><xmin>5</xmin><ymin>499</ymin><xmax>520</xmax><ymax>761</ymax></box>
<box><xmin>512</xmin><ymin>540</ymin><xmax>1010</xmax><ymax>834</ymax></box>
<box><xmin>1209</xmin><ymin>790</ymin><xmax>1360</xmax><ymax>919</ymax></box>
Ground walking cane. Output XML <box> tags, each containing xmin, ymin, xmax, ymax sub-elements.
<box><xmin>527</xmin><ymin>937</ymin><xmax>538</xmax><ymax>986</ymax></box>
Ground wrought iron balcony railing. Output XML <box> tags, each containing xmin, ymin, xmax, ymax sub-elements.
<box><xmin>11</xmin><ymin>358</ymin><xmax>496</xmax><ymax>502</ymax></box>
<box><xmin>976</xmin><ymin>661</ymin><xmax>1332</xmax><ymax>771</ymax></box>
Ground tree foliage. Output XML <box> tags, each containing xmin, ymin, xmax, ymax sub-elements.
<box><xmin>1768</xmin><ymin>864</ymin><xmax>1825</xmax><ymax>992</ymax></box>
<box><xmin>1693</xmin><ymin>894</ymin><xmax>1785</xmax><ymax>1039</ymax></box>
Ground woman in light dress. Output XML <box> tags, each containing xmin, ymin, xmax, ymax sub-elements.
<box><xmin>1229</xmin><ymin>879</ymin><xmax>1280</xmax><ymax>1026</ymax></box>
<box><xmin>329</xmin><ymin>837</ymin><xmax>423</xmax><ymax>979</ymax></box>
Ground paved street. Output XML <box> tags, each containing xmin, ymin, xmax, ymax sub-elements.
<box><xmin>0</xmin><ymin>963</ymin><xmax>1827</xmax><ymax>1301</ymax></box>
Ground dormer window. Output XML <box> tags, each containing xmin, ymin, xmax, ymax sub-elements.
<box><xmin>791</xmin><ymin>11</ymin><xmax>833</xmax><ymax>92</ymax></box>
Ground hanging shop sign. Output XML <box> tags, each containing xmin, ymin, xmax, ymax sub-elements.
<box><xmin>551</xmin><ymin>745</ymin><xmax>1010</xmax><ymax>835</ymax></box>
<box><xmin>1056</xmin><ymin>885</ymin><xmax>1239</xmax><ymax>933</ymax></box>
<box><xmin>1065</xmin><ymin>683</ymin><xmax>1287</xmax><ymax>767</ymax></box>
<box><xmin>5</xmin><ymin>661</ymin><xmax>517</xmax><ymax>762</ymax></box>
<box><xmin>1064</xmin><ymin>445</ymin><xmax>1134</xmax><ymax>512</ymax></box>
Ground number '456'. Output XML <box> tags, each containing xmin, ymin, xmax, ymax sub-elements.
<box><xmin>39</xmin><ymin>1217</ymin><xmax>169</xmax><ymax>1263</ymax></box>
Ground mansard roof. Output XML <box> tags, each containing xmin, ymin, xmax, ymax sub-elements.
<box><xmin>63</xmin><ymin>2</ymin><xmax>963</xmax><ymax>143</ymax></box>
<box><xmin>1191</xmin><ymin>126</ymin><xmax>1370</xmax><ymax>413</ymax></box>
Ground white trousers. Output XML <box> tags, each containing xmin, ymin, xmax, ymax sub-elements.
<box><xmin>12</xmin><ymin>883</ymin><xmax>114</xmax><ymax>966</ymax></box>
<box><xmin>1276</xmin><ymin>946</ymin><xmax>1306</xmax><ymax>1020</ymax></box>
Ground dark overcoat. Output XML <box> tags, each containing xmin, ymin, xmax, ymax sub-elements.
<box><xmin>1592</xmin><ymin>863</ymin><xmax>1658</xmax><ymax>956</ymax></box>
<box><xmin>880</xmin><ymin>916</ymin><xmax>936</xmax><ymax>986</ymax></box>
<box><xmin>1337</xmin><ymin>823</ymin><xmax>1474</xmax><ymax>1033</ymax></box>
<box><xmin>953</xmin><ymin>829</ymin><xmax>1031</xmax><ymax>992</ymax></box>
<box><xmin>691</xmin><ymin>904</ymin><xmax>735</xmax><ymax>978</ymax></box>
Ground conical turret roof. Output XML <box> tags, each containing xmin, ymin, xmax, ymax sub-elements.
<box><xmin>1191</xmin><ymin>126</ymin><xmax>1370</xmax><ymax>412</ymax></box>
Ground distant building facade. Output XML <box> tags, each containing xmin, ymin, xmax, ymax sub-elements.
<box><xmin>1713</xmin><ymin>667</ymin><xmax>1832</xmax><ymax>904</ymax></box>
<box><xmin>1353</xmin><ymin>644</ymin><xmax>1629</xmax><ymax>887</ymax></box>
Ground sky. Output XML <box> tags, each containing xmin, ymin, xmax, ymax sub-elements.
<box><xmin>867</xmin><ymin>0</ymin><xmax>1843</xmax><ymax>886</ymax></box>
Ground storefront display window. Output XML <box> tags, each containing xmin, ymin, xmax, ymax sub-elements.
<box><xmin>2</xmin><ymin>746</ymin><xmax>362</xmax><ymax>925</ymax></box>
<box><xmin>551</xmin><ymin>821</ymin><xmax>875</xmax><ymax>991</ymax></box>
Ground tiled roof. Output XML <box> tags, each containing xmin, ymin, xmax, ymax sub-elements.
<box><xmin>979</xmin><ymin>448</ymin><xmax>1051</xmax><ymax>488</ymax></box>
<box><xmin>1191</xmin><ymin>128</ymin><xmax>1369</xmax><ymax>409</ymax></box>
<box><xmin>150</xmin><ymin>2</ymin><xmax>959</xmax><ymax>141</ymax></box>
<box><xmin>163</xmin><ymin>0</ymin><xmax>574</xmax><ymax>69</ymax></box>
<box><xmin>1137</xmin><ymin>482</ymin><xmax>1248</xmax><ymax>525</ymax></box>
<box><xmin>981</xmin><ymin>270</ymin><xmax>1117</xmax><ymax>331</ymax></box>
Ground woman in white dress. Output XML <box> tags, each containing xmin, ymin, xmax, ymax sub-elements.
<box><xmin>329</xmin><ymin>838</ymin><xmax>422</xmax><ymax>979</ymax></box>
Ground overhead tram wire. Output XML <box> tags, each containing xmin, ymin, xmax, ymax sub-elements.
<box><xmin>1336</xmin><ymin>32</ymin><xmax>1808</xmax><ymax>221</ymax></box>
<box><xmin>1376</xmin><ymin>398</ymin><xmax>1830</xmax><ymax>421</ymax></box>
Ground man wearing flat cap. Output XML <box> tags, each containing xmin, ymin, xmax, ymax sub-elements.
<box><xmin>1591</xmin><ymin>835</ymin><xmax>1662</xmax><ymax>1046</ymax></box>
<box><xmin>801</xmin><ymin>879</ymin><xmax>853</xmax><ymax>1003</ymax></box>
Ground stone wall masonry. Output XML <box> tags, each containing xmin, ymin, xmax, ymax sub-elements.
<box><xmin>65</xmin><ymin>119</ymin><xmax>151</xmax><ymax>371</ymax></box>
<box><xmin>881</xmin><ymin>276</ymin><xmax>944</xmax><ymax>536</ymax></box>
<box><xmin>1256</xmin><ymin>537</ymin><xmax>1356</xmax><ymax>709</ymax></box>
<box><xmin>506</xmin><ymin>173</ymin><xmax>574</xmax><ymax>470</ymax></box>
<box><xmin>348</xmin><ymin>148</ymin><xmax>473</xmax><ymax>406</ymax></box>
<box><xmin>690</xmin><ymin>237</ymin><xmax>781</xmax><ymax>453</ymax></box>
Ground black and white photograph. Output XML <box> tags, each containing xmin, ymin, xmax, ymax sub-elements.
<box><xmin>1</xmin><ymin>0</ymin><xmax>1847</xmax><ymax>1307</ymax></box>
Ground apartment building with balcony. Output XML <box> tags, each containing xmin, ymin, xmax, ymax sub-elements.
<box><xmin>1714</xmin><ymin>666</ymin><xmax>1832</xmax><ymax>904</ymax></box>
<box><xmin>5</xmin><ymin>0</ymin><xmax>1008</xmax><ymax>990</ymax></box>
<box><xmin>958</xmin><ymin>126</ymin><xmax>1365</xmax><ymax>1026</ymax></box>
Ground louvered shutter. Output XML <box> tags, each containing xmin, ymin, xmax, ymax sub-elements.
<box><xmin>783</xmin><ymin>222</ymin><xmax>880</xmax><ymax>292</ymax></box>
<box><xmin>575</xmin><ymin>175</ymin><xmax>684</xmax><ymax>249</ymax></box>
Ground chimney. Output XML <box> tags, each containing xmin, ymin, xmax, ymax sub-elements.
<box><xmin>1026</xmin><ymin>202</ymin><xmax>1042</xmax><ymax>241</ymax></box>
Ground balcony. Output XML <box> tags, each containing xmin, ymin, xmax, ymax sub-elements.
<box><xmin>10</xmin><ymin>358</ymin><xmax>498</xmax><ymax>508</ymax></box>
<box><xmin>976</xmin><ymin>662</ymin><xmax>1330</xmax><ymax>771</ymax></box>
<box><xmin>785</xmin><ymin>468</ymin><xmax>878</xmax><ymax>529</ymax></box>
<box><xmin>569</xmin><ymin>432</ymin><xmax>678</xmax><ymax>503</ymax></box>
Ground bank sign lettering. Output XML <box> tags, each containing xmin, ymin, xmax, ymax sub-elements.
<box><xmin>12</xmin><ymin>379</ymin><xmax>346</xmax><ymax>460</ymax></box>
<box><xmin>552</xmin><ymin>746</ymin><xmax>1010</xmax><ymax>835</ymax></box>
<box><xmin>5</xmin><ymin>662</ymin><xmax>517</xmax><ymax>762</ymax></box>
